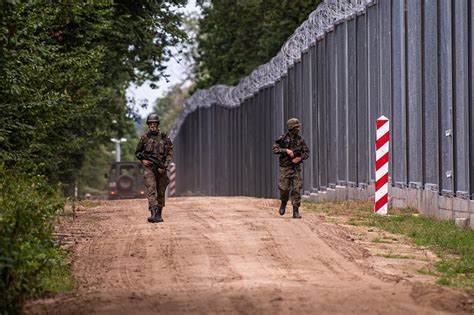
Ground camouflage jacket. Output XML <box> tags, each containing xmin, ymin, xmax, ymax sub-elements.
<box><xmin>135</xmin><ymin>130</ymin><xmax>173</xmax><ymax>168</ymax></box>
<box><xmin>272</xmin><ymin>132</ymin><xmax>310</xmax><ymax>168</ymax></box>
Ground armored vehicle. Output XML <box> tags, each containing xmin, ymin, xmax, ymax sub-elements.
<box><xmin>107</xmin><ymin>162</ymin><xmax>146</xmax><ymax>200</ymax></box>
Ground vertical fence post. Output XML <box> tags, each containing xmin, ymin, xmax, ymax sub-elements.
<box><xmin>375</xmin><ymin>115</ymin><xmax>389</xmax><ymax>215</ymax></box>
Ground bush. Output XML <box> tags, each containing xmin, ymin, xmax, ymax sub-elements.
<box><xmin>0</xmin><ymin>164</ymin><xmax>65</xmax><ymax>314</ymax></box>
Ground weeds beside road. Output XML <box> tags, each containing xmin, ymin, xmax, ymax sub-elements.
<box><xmin>304</xmin><ymin>200</ymin><xmax>474</xmax><ymax>292</ymax></box>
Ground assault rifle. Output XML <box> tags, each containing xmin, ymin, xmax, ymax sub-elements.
<box><xmin>137</xmin><ymin>153</ymin><xmax>166</xmax><ymax>173</ymax></box>
<box><xmin>293</xmin><ymin>149</ymin><xmax>303</xmax><ymax>158</ymax></box>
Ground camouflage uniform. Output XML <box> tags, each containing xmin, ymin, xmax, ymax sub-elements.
<box><xmin>272</xmin><ymin>118</ymin><xmax>309</xmax><ymax>217</ymax></box>
<box><xmin>135</xmin><ymin>129</ymin><xmax>173</xmax><ymax>210</ymax></box>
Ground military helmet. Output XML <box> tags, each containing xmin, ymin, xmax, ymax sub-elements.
<box><xmin>287</xmin><ymin>118</ymin><xmax>301</xmax><ymax>130</ymax></box>
<box><xmin>146</xmin><ymin>113</ymin><xmax>160</xmax><ymax>125</ymax></box>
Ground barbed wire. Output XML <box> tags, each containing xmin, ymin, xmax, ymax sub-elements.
<box><xmin>170</xmin><ymin>0</ymin><xmax>374</xmax><ymax>140</ymax></box>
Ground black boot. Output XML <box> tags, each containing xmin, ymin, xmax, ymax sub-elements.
<box><xmin>279</xmin><ymin>201</ymin><xmax>287</xmax><ymax>216</ymax></box>
<box><xmin>293</xmin><ymin>206</ymin><xmax>302</xmax><ymax>219</ymax></box>
<box><xmin>154</xmin><ymin>207</ymin><xmax>164</xmax><ymax>223</ymax></box>
<box><xmin>148</xmin><ymin>208</ymin><xmax>156</xmax><ymax>223</ymax></box>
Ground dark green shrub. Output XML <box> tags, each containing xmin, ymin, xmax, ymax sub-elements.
<box><xmin>0</xmin><ymin>164</ymin><xmax>64</xmax><ymax>314</ymax></box>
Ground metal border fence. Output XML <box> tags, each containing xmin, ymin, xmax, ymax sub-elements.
<box><xmin>171</xmin><ymin>0</ymin><xmax>474</xmax><ymax>225</ymax></box>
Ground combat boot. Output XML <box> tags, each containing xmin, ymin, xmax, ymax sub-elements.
<box><xmin>154</xmin><ymin>207</ymin><xmax>164</xmax><ymax>223</ymax></box>
<box><xmin>279</xmin><ymin>201</ymin><xmax>287</xmax><ymax>216</ymax></box>
<box><xmin>292</xmin><ymin>206</ymin><xmax>302</xmax><ymax>219</ymax></box>
<box><xmin>147</xmin><ymin>208</ymin><xmax>156</xmax><ymax>223</ymax></box>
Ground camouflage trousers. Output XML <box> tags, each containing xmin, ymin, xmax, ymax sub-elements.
<box><xmin>144</xmin><ymin>165</ymin><xmax>170</xmax><ymax>208</ymax></box>
<box><xmin>278</xmin><ymin>166</ymin><xmax>303</xmax><ymax>207</ymax></box>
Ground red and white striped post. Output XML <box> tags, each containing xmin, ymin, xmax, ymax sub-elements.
<box><xmin>168</xmin><ymin>162</ymin><xmax>176</xmax><ymax>197</ymax></box>
<box><xmin>375</xmin><ymin>116</ymin><xmax>389</xmax><ymax>215</ymax></box>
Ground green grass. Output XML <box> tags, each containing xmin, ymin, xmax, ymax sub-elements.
<box><xmin>39</xmin><ymin>249</ymin><xmax>79</xmax><ymax>294</ymax></box>
<box><xmin>304</xmin><ymin>200</ymin><xmax>474</xmax><ymax>292</ymax></box>
<box><xmin>79</xmin><ymin>199</ymin><xmax>101</xmax><ymax>208</ymax></box>
<box><xmin>371</xmin><ymin>237</ymin><xmax>397</xmax><ymax>244</ymax></box>
<box><xmin>375</xmin><ymin>252</ymin><xmax>414</xmax><ymax>259</ymax></box>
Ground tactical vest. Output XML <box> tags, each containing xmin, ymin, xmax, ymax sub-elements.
<box><xmin>143</xmin><ymin>131</ymin><xmax>168</xmax><ymax>157</ymax></box>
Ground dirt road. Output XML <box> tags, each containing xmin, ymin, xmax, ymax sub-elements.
<box><xmin>26</xmin><ymin>197</ymin><xmax>472</xmax><ymax>314</ymax></box>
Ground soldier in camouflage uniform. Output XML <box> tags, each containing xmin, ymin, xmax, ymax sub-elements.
<box><xmin>135</xmin><ymin>113</ymin><xmax>173</xmax><ymax>223</ymax></box>
<box><xmin>272</xmin><ymin>118</ymin><xmax>310</xmax><ymax>218</ymax></box>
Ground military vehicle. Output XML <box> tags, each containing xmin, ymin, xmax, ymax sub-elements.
<box><xmin>107</xmin><ymin>162</ymin><xmax>146</xmax><ymax>200</ymax></box>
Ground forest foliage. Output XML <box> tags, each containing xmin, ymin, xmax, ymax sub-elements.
<box><xmin>194</xmin><ymin>0</ymin><xmax>321</xmax><ymax>88</ymax></box>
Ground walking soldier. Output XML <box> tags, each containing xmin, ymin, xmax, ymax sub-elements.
<box><xmin>272</xmin><ymin>118</ymin><xmax>310</xmax><ymax>218</ymax></box>
<box><xmin>135</xmin><ymin>113</ymin><xmax>173</xmax><ymax>223</ymax></box>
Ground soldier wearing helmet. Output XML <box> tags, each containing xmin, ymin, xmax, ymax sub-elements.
<box><xmin>135</xmin><ymin>113</ymin><xmax>173</xmax><ymax>223</ymax></box>
<box><xmin>272</xmin><ymin>118</ymin><xmax>309</xmax><ymax>218</ymax></box>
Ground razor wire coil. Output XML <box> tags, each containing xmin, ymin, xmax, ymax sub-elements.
<box><xmin>170</xmin><ymin>0</ymin><xmax>374</xmax><ymax>140</ymax></box>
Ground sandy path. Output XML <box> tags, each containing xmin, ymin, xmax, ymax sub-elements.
<box><xmin>26</xmin><ymin>197</ymin><xmax>472</xmax><ymax>314</ymax></box>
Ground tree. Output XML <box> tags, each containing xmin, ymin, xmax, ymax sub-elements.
<box><xmin>194</xmin><ymin>0</ymin><xmax>320</xmax><ymax>88</ymax></box>
<box><xmin>154</xmin><ymin>82</ymin><xmax>194</xmax><ymax>134</ymax></box>
<box><xmin>0</xmin><ymin>0</ymin><xmax>188</xmax><ymax>185</ymax></box>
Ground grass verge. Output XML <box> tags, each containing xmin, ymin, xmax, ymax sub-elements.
<box><xmin>304</xmin><ymin>200</ymin><xmax>474</xmax><ymax>292</ymax></box>
<box><xmin>39</xmin><ymin>248</ymin><xmax>79</xmax><ymax>294</ymax></box>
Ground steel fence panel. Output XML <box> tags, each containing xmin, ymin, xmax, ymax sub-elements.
<box><xmin>185</xmin><ymin>114</ymin><xmax>191</xmax><ymax>193</ymax></box>
<box><xmin>367</xmin><ymin>4</ymin><xmax>379</xmax><ymax>184</ymax></box>
<box><xmin>470</xmin><ymin>1</ymin><xmax>474</xmax><ymax>199</ymax></box>
<box><xmin>379</xmin><ymin>0</ymin><xmax>393</xmax><ymax>185</ymax></box>
<box><xmin>254</xmin><ymin>94</ymin><xmax>260</xmax><ymax>197</ymax></box>
<box><xmin>392</xmin><ymin>0</ymin><xmax>407</xmax><ymax>187</ymax></box>
<box><xmin>226</xmin><ymin>107</ymin><xmax>230</xmax><ymax>195</ymax></box>
<box><xmin>288</xmin><ymin>65</ymin><xmax>295</xmax><ymax>119</ymax></box>
<box><xmin>193</xmin><ymin>111</ymin><xmax>199</xmax><ymax>192</ymax></box>
<box><xmin>197</xmin><ymin>108</ymin><xmax>203</xmax><ymax>193</ymax></box>
<box><xmin>302</xmin><ymin>50</ymin><xmax>312</xmax><ymax>193</ymax></box>
<box><xmin>211</xmin><ymin>105</ymin><xmax>217</xmax><ymax>195</ymax></box>
<box><xmin>242</xmin><ymin>98</ymin><xmax>250</xmax><ymax>196</ymax></box>
<box><xmin>214</xmin><ymin>107</ymin><xmax>220</xmax><ymax>195</ymax></box>
<box><xmin>254</xmin><ymin>92</ymin><xmax>260</xmax><ymax>197</ymax></box>
<box><xmin>336</xmin><ymin>22</ymin><xmax>348</xmax><ymax>185</ymax></box>
<box><xmin>265</xmin><ymin>86</ymin><xmax>273</xmax><ymax>198</ymax></box>
<box><xmin>228</xmin><ymin>108</ymin><xmax>237</xmax><ymax>196</ymax></box>
<box><xmin>185</xmin><ymin>115</ymin><xmax>191</xmax><ymax>193</ymax></box>
<box><xmin>221</xmin><ymin>107</ymin><xmax>227</xmax><ymax>195</ymax></box>
<box><xmin>238</xmin><ymin>104</ymin><xmax>243</xmax><ymax>195</ymax></box>
<box><xmin>379</xmin><ymin>0</ymin><xmax>392</xmax><ymax>118</ymax></box>
<box><xmin>282</xmin><ymin>74</ymin><xmax>289</xmax><ymax>125</ymax></box>
<box><xmin>439</xmin><ymin>1</ymin><xmax>455</xmax><ymax>196</ymax></box>
<box><xmin>258</xmin><ymin>89</ymin><xmax>264</xmax><ymax>197</ymax></box>
<box><xmin>347</xmin><ymin>17</ymin><xmax>357</xmax><ymax>186</ymax></box>
<box><xmin>259</xmin><ymin>89</ymin><xmax>265</xmax><ymax>197</ymax></box>
<box><xmin>295</xmin><ymin>60</ymin><xmax>303</xmax><ymax>120</ymax></box>
<box><xmin>327</xmin><ymin>30</ymin><xmax>338</xmax><ymax>188</ymax></box>
<box><xmin>423</xmin><ymin>0</ymin><xmax>440</xmax><ymax>192</ymax></box>
<box><xmin>407</xmin><ymin>0</ymin><xmax>423</xmax><ymax>188</ymax></box>
<box><xmin>247</xmin><ymin>96</ymin><xmax>254</xmax><ymax>196</ymax></box>
<box><xmin>454</xmin><ymin>0</ymin><xmax>470</xmax><ymax>198</ymax></box>
<box><xmin>270</xmin><ymin>84</ymin><xmax>279</xmax><ymax>198</ymax></box>
<box><xmin>310</xmin><ymin>44</ymin><xmax>320</xmax><ymax>191</ymax></box>
<box><xmin>205</xmin><ymin>108</ymin><xmax>212</xmax><ymax>195</ymax></box>
<box><xmin>357</xmin><ymin>13</ymin><xmax>369</xmax><ymax>187</ymax></box>
<box><xmin>317</xmin><ymin>38</ymin><xmax>328</xmax><ymax>190</ymax></box>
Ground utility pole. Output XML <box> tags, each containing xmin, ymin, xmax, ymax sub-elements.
<box><xmin>110</xmin><ymin>119</ymin><xmax>126</xmax><ymax>162</ymax></box>
<box><xmin>110</xmin><ymin>137</ymin><xmax>127</xmax><ymax>162</ymax></box>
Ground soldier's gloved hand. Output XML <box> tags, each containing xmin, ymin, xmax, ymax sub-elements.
<box><xmin>143</xmin><ymin>160</ymin><xmax>152</xmax><ymax>167</ymax></box>
<box><xmin>158</xmin><ymin>168</ymin><xmax>166</xmax><ymax>175</ymax></box>
<box><xmin>292</xmin><ymin>156</ymin><xmax>302</xmax><ymax>164</ymax></box>
<box><xmin>286</xmin><ymin>149</ymin><xmax>294</xmax><ymax>158</ymax></box>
